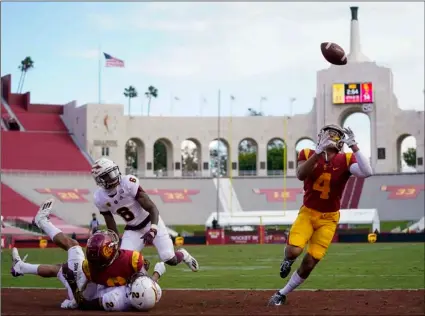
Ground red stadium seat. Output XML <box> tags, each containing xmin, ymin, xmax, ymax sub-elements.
<box><xmin>1</xmin><ymin>183</ymin><xmax>39</xmax><ymax>217</ymax></box>
<box><xmin>1</xmin><ymin>132</ymin><xmax>91</xmax><ymax>172</ymax></box>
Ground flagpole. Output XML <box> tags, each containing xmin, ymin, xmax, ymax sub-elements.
<box><xmin>229</xmin><ymin>96</ymin><xmax>233</xmax><ymax>214</ymax></box>
<box><xmin>283</xmin><ymin>97</ymin><xmax>295</xmax><ymax>215</ymax></box>
<box><xmin>216</xmin><ymin>89</ymin><xmax>221</xmax><ymax>223</ymax></box>
<box><xmin>283</xmin><ymin>108</ymin><xmax>288</xmax><ymax>216</ymax></box>
<box><xmin>98</xmin><ymin>45</ymin><xmax>102</xmax><ymax>104</ymax></box>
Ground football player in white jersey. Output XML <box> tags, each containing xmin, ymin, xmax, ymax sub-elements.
<box><xmin>91</xmin><ymin>157</ymin><xmax>199</xmax><ymax>272</ymax></box>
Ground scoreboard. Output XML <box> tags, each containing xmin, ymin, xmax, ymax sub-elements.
<box><xmin>332</xmin><ymin>82</ymin><xmax>373</xmax><ymax>104</ymax></box>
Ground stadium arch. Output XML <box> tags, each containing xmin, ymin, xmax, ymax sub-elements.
<box><xmin>181</xmin><ymin>137</ymin><xmax>202</xmax><ymax>176</ymax></box>
<box><xmin>209</xmin><ymin>138</ymin><xmax>230</xmax><ymax>177</ymax></box>
<box><xmin>266</xmin><ymin>137</ymin><xmax>286</xmax><ymax>175</ymax></box>
<box><xmin>396</xmin><ymin>134</ymin><xmax>417</xmax><ymax>173</ymax></box>
<box><xmin>125</xmin><ymin>137</ymin><xmax>145</xmax><ymax>177</ymax></box>
<box><xmin>238</xmin><ymin>137</ymin><xmax>259</xmax><ymax>176</ymax></box>
<box><xmin>153</xmin><ymin>137</ymin><xmax>174</xmax><ymax>177</ymax></box>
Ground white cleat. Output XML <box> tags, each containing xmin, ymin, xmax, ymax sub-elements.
<box><xmin>11</xmin><ymin>247</ymin><xmax>28</xmax><ymax>277</ymax></box>
<box><xmin>33</xmin><ymin>198</ymin><xmax>55</xmax><ymax>228</ymax></box>
<box><xmin>179</xmin><ymin>248</ymin><xmax>199</xmax><ymax>272</ymax></box>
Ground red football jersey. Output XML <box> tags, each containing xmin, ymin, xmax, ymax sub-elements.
<box><xmin>82</xmin><ymin>249</ymin><xmax>144</xmax><ymax>287</ymax></box>
<box><xmin>298</xmin><ymin>148</ymin><xmax>357</xmax><ymax>213</ymax></box>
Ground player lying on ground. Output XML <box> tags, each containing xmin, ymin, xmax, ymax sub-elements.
<box><xmin>11</xmin><ymin>198</ymin><xmax>164</xmax><ymax>311</ymax></box>
<box><xmin>13</xmin><ymin>246</ymin><xmax>165</xmax><ymax>311</ymax></box>
<box><xmin>268</xmin><ymin>125</ymin><xmax>373</xmax><ymax>306</ymax></box>
<box><xmin>62</xmin><ymin>265</ymin><xmax>164</xmax><ymax>311</ymax></box>
<box><xmin>91</xmin><ymin>158</ymin><xmax>199</xmax><ymax>272</ymax></box>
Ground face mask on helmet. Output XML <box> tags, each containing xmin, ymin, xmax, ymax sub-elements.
<box><xmin>95</xmin><ymin>166</ymin><xmax>121</xmax><ymax>190</ymax></box>
<box><xmin>326</xmin><ymin>129</ymin><xmax>342</xmax><ymax>143</ymax></box>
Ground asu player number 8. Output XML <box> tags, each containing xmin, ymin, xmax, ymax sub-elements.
<box><xmin>268</xmin><ymin>124</ymin><xmax>373</xmax><ymax>306</ymax></box>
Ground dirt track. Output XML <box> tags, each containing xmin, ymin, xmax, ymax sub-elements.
<box><xmin>1</xmin><ymin>289</ymin><xmax>424</xmax><ymax>315</ymax></box>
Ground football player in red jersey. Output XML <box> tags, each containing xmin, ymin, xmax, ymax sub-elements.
<box><xmin>10</xmin><ymin>198</ymin><xmax>156</xmax><ymax>309</ymax></box>
<box><xmin>268</xmin><ymin>125</ymin><xmax>373</xmax><ymax>306</ymax></box>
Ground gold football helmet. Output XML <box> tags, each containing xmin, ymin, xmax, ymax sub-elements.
<box><xmin>317</xmin><ymin>124</ymin><xmax>346</xmax><ymax>151</ymax></box>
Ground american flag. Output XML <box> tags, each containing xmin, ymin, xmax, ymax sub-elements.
<box><xmin>104</xmin><ymin>53</ymin><xmax>125</xmax><ymax>68</ymax></box>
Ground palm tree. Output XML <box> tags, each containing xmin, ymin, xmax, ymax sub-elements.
<box><xmin>17</xmin><ymin>57</ymin><xmax>35</xmax><ymax>93</ymax></box>
<box><xmin>123</xmin><ymin>86</ymin><xmax>138</xmax><ymax>115</ymax></box>
<box><xmin>145</xmin><ymin>85</ymin><xmax>158</xmax><ymax>116</ymax></box>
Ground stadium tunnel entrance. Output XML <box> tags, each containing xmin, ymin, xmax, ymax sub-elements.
<box><xmin>181</xmin><ymin>138</ymin><xmax>202</xmax><ymax>177</ymax></box>
<box><xmin>125</xmin><ymin>138</ymin><xmax>145</xmax><ymax>177</ymax></box>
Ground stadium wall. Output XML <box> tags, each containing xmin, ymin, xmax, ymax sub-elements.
<box><xmin>58</xmin><ymin>61</ymin><xmax>423</xmax><ymax>177</ymax></box>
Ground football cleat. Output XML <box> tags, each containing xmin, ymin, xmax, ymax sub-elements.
<box><xmin>33</xmin><ymin>198</ymin><xmax>55</xmax><ymax>228</ymax></box>
<box><xmin>11</xmin><ymin>247</ymin><xmax>28</xmax><ymax>277</ymax></box>
<box><xmin>179</xmin><ymin>248</ymin><xmax>199</xmax><ymax>272</ymax></box>
<box><xmin>267</xmin><ymin>291</ymin><xmax>287</xmax><ymax>306</ymax></box>
<box><xmin>279</xmin><ymin>260</ymin><xmax>293</xmax><ymax>279</ymax></box>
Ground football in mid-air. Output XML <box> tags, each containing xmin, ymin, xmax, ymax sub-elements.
<box><xmin>320</xmin><ymin>42</ymin><xmax>347</xmax><ymax>65</ymax></box>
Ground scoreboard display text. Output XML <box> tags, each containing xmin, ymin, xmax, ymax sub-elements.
<box><xmin>332</xmin><ymin>82</ymin><xmax>373</xmax><ymax>104</ymax></box>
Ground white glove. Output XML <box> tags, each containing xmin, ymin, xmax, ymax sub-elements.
<box><xmin>154</xmin><ymin>262</ymin><xmax>166</xmax><ymax>276</ymax></box>
<box><xmin>315</xmin><ymin>134</ymin><xmax>334</xmax><ymax>155</ymax></box>
<box><xmin>341</xmin><ymin>127</ymin><xmax>357</xmax><ymax>147</ymax></box>
<box><xmin>61</xmin><ymin>298</ymin><xmax>78</xmax><ymax>309</ymax></box>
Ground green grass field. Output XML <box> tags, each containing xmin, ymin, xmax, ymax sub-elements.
<box><xmin>2</xmin><ymin>243</ymin><xmax>424</xmax><ymax>290</ymax></box>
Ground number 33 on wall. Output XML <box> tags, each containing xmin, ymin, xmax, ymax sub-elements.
<box><xmin>313</xmin><ymin>173</ymin><xmax>331</xmax><ymax>199</ymax></box>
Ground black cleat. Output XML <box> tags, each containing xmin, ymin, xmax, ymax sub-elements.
<box><xmin>279</xmin><ymin>260</ymin><xmax>293</xmax><ymax>279</ymax></box>
<box><xmin>267</xmin><ymin>291</ymin><xmax>287</xmax><ymax>306</ymax></box>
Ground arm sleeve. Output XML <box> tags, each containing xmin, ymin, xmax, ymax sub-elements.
<box><xmin>349</xmin><ymin>151</ymin><xmax>373</xmax><ymax>178</ymax></box>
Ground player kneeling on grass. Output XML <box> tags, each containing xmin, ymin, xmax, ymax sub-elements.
<box><xmin>11</xmin><ymin>198</ymin><xmax>161</xmax><ymax>310</ymax></box>
<box><xmin>268</xmin><ymin>125</ymin><xmax>373</xmax><ymax>306</ymax></box>
<box><xmin>91</xmin><ymin>157</ymin><xmax>199</xmax><ymax>272</ymax></box>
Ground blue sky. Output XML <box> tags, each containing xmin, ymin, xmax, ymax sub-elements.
<box><xmin>1</xmin><ymin>2</ymin><xmax>423</xmax><ymax>159</ymax></box>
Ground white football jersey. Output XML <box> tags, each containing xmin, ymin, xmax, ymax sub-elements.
<box><xmin>94</xmin><ymin>175</ymin><xmax>149</xmax><ymax>227</ymax></box>
<box><xmin>99</xmin><ymin>285</ymin><xmax>132</xmax><ymax>312</ymax></box>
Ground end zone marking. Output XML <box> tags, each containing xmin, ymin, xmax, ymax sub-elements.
<box><xmin>3</xmin><ymin>286</ymin><xmax>424</xmax><ymax>291</ymax></box>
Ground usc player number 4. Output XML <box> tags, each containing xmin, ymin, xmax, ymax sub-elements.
<box><xmin>268</xmin><ymin>124</ymin><xmax>373</xmax><ymax>306</ymax></box>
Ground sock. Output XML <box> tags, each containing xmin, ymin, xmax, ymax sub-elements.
<box><xmin>38</xmin><ymin>220</ymin><xmax>62</xmax><ymax>241</ymax></box>
<box><xmin>19</xmin><ymin>262</ymin><xmax>40</xmax><ymax>275</ymax></box>
<box><xmin>175</xmin><ymin>251</ymin><xmax>184</xmax><ymax>263</ymax></box>
<box><xmin>278</xmin><ymin>271</ymin><xmax>305</xmax><ymax>296</ymax></box>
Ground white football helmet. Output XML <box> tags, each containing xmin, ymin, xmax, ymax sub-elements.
<box><xmin>128</xmin><ymin>275</ymin><xmax>162</xmax><ymax>311</ymax></box>
<box><xmin>91</xmin><ymin>157</ymin><xmax>121</xmax><ymax>190</ymax></box>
